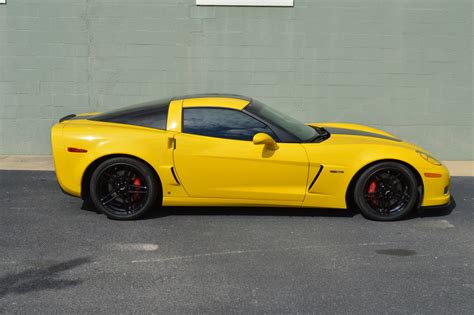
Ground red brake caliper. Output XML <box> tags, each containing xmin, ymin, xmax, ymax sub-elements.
<box><xmin>368</xmin><ymin>181</ymin><xmax>377</xmax><ymax>206</ymax></box>
<box><xmin>132</xmin><ymin>178</ymin><xmax>141</xmax><ymax>201</ymax></box>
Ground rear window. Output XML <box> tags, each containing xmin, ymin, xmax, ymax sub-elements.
<box><xmin>90</xmin><ymin>99</ymin><xmax>170</xmax><ymax>130</ymax></box>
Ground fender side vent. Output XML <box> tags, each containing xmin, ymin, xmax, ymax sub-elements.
<box><xmin>170</xmin><ymin>167</ymin><xmax>180</xmax><ymax>185</ymax></box>
<box><xmin>308</xmin><ymin>165</ymin><xmax>324</xmax><ymax>191</ymax></box>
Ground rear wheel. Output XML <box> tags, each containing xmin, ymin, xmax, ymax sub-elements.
<box><xmin>354</xmin><ymin>162</ymin><xmax>418</xmax><ymax>221</ymax></box>
<box><xmin>89</xmin><ymin>157</ymin><xmax>159</xmax><ymax>220</ymax></box>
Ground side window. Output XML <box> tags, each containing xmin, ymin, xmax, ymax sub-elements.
<box><xmin>109</xmin><ymin>106</ymin><xmax>168</xmax><ymax>130</ymax></box>
<box><xmin>182</xmin><ymin>107</ymin><xmax>278</xmax><ymax>141</ymax></box>
<box><xmin>91</xmin><ymin>100</ymin><xmax>169</xmax><ymax>130</ymax></box>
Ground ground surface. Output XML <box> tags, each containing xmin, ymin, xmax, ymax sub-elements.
<box><xmin>0</xmin><ymin>171</ymin><xmax>473</xmax><ymax>314</ymax></box>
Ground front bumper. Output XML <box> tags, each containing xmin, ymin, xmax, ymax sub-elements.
<box><xmin>420</xmin><ymin>164</ymin><xmax>451</xmax><ymax>207</ymax></box>
<box><xmin>422</xmin><ymin>196</ymin><xmax>452</xmax><ymax>210</ymax></box>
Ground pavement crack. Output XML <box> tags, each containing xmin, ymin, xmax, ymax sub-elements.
<box><xmin>131</xmin><ymin>242</ymin><xmax>391</xmax><ymax>264</ymax></box>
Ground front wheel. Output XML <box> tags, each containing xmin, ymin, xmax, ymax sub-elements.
<box><xmin>353</xmin><ymin>162</ymin><xmax>419</xmax><ymax>221</ymax></box>
<box><xmin>89</xmin><ymin>157</ymin><xmax>159</xmax><ymax>220</ymax></box>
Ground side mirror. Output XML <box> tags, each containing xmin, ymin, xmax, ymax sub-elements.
<box><xmin>253</xmin><ymin>133</ymin><xmax>279</xmax><ymax>151</ymax></box>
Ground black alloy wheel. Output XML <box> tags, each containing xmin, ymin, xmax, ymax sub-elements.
<box><xmin>89</xmin><ymin>157</ymin><xmax>159</xmax><ymax>220</ymax></box>
<box><xmin>354</xmin><ymin>162</ymin><xmax>418</xmax><ymax>221</ymax></box>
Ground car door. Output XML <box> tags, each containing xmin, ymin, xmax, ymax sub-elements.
<box><xmin>172</xmin><ymin>107</ymin><xmax>309</xmax><ymax>204</ymax></box>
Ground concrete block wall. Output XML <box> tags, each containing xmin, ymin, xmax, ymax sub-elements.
<box><xmin>0</xmin><ymin>0</ymin><xmax>472</xmax><ymax>159</ymax></box>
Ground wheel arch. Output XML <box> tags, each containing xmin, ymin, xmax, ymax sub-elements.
<box><xmin>345</xmin><ymin>159</ymin><xmax>424</xmax><ymax>210</ymax></box>
<box><xmin>81</xmin><ymin>154</ymin><xmax>163</xmax><ymax>202</ymax></box>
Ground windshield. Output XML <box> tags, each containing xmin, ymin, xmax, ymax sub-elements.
<box><xmin>245</xmin><ymin>100</ymin><xmax>319</xmax><ymax>142</ymax></box>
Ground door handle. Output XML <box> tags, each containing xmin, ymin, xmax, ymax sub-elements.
<box><xmin>168</xmin><ymin>137</ymin><xmax>176</xmax><ymax>149</ymax></box>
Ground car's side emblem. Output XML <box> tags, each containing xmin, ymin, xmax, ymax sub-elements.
<box><xmin>330</xmin><ymin>170</ymin><xmax>344</xmax><ymax>174</ymax></box>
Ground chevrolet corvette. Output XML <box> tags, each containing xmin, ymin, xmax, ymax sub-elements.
<box><xmin>51</xmin><ymin>94</ymin><xmax>450</xmax><ymax>221</ymax></box>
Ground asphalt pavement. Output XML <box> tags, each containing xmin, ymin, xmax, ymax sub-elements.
<box><xmin>0</xmin><ymin>171</ymin><xmax>473</xmax><ymax>314</ymax></box>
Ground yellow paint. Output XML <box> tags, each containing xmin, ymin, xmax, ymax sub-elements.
<box><xmin>182</xmin><ymin>97</ymin><xmax>249</xmax><ymax>110</ymax></box>
<box><xmin>52</xmin><ymin>120</ymin><xmax>188</xmax><ymax>198</ymax></box>
<box><xmin>76</xmin><ymin>112</ymin><xmax>101</xmax><ymax>116</ymax></box>
<box><xmin>252</xmin><ymin>132</ymin><xmax>279</xmax><ymax>150</ymax></box>
<box><xmin>51</xmin><ymin>97</ymin><xmax>450</xmax><ymax>210</ymax></box>
<box><xmin>300</xmin><ymin>126</ymin><xmax>450</xmax><ymax>208</ymax></box>
<box><xmin>166</xmin><ymin>99</ymin><xmax>183</xmax><ymax>132</ymax></box>
<box><xmin>172</xmin><ymin>132</ymin><xmax>307</xmax><ymax>203</ymax></box>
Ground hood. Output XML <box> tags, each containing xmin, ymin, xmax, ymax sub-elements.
<box><xmin>307</xmin><ymin>122</ymin><xmax>425</xmax><ymax>151</ymax></box>
<box><xmin>308</xmin><ymin>122</ymin><xmax>399</xmax><ymax>140</ymax></box>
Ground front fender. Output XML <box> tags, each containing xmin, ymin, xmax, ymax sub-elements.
<box><xmin>301</xmin><ymin>139</ymin><xmax>445</xmax><ymax>209</ymax></box>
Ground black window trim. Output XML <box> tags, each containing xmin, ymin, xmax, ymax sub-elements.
<box><xmin>181</xmin><ymin>106</ymin><xmax>281</xmax><ymax>142</ymax></box>
<box><xmin>242</xmin><ymin>106</ymin><xmax>300</xmax><ymax>143</ymax></box>
<box><xmin>243</xmin><ymin>101</ymin><xmax>304</xmax><ymax>142</ymax></box>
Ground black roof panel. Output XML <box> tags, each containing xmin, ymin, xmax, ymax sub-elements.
<box><xmin>172</xmin><ymin>93</ymin><xmax>251</xmax><ymax>102</ymax></box>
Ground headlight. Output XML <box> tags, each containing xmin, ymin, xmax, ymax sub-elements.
<box><xmin>417</xmin><ymin>150</ymin><xmax>442</xmax><ymax>166</ymax></box>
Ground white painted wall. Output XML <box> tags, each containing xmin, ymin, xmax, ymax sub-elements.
<box><xmin>197</xmin><ymin>0</ymin><xmax>293</xmax><ymax>6</ymax></box>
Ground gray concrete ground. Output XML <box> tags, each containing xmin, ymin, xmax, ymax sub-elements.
<box><xmin>0</xmin><ymin>171</ymin><xmax>473</xmax><ymax>314</ymax></box>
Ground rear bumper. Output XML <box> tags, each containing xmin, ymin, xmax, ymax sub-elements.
<box><xmin>57</xmin><ymin>180</ymin><xmax>81</xmax><ymax>198</ymax></box>
<box><xmin>51</xmin><ymin>122</ymin><xmax>84</xmax><ymax>198</ymax></box>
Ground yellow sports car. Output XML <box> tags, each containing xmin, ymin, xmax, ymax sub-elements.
<box><xmin>51</xmin><ymin>94</ymin><xmax>450</xmax><ymax>221</ymax></box>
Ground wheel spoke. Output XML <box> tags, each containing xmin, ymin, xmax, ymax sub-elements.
<box><xmin>101</xmin><ymin>190</ymin><xmax>118</xmax><ymax>205</ymax></box>
<box><xmin>124</xmin><ymin>194</ymin><xmax>134</xmax><ymax>214</ymax></box>
<box><xmin>100</xmin><ymin>171</ymin><xmax>116</xmax><ymax>184</ymax></box>
<box><xmin>392</xmin><ymin>191</ymin><xmax>404</xmax><ymax>199</ymax></box>
<box><xmin>124</xmin><ymin>168</ymin><xmax>133</xmax><ymax>183</ymax></box>
<box><xmin>397</xmin><ymin>187</ymin><xmax>410</xmax><ymax>199</ymax></box>
<box><xmin>373</xmin><ymin>174</ymin><xmax>382</xmax><ymax>184</ymax></box>
<box><xmin>128</xmin><ymin>185</ymin><xmax>148</xmax><ymax>194</ymax></box>
<box><xmin>380</xmin><ymin>195</ymin><xmax>387</xmax><ymax>212</ymax></box>
<box><xmin>364</xmin><ymin>190</ymin><xmax>383</xmax><ymax>198</ymax></box>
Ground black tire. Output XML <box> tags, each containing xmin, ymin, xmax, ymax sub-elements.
<box><xmin>89</xmin><ymin>157</ymin><xmax>159</xmax><ymax>220</ymax></box>
<box><xmin>353</xmin><ymin>162</ymin><xmax>418</xmax><ymax>221</ymax></box>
